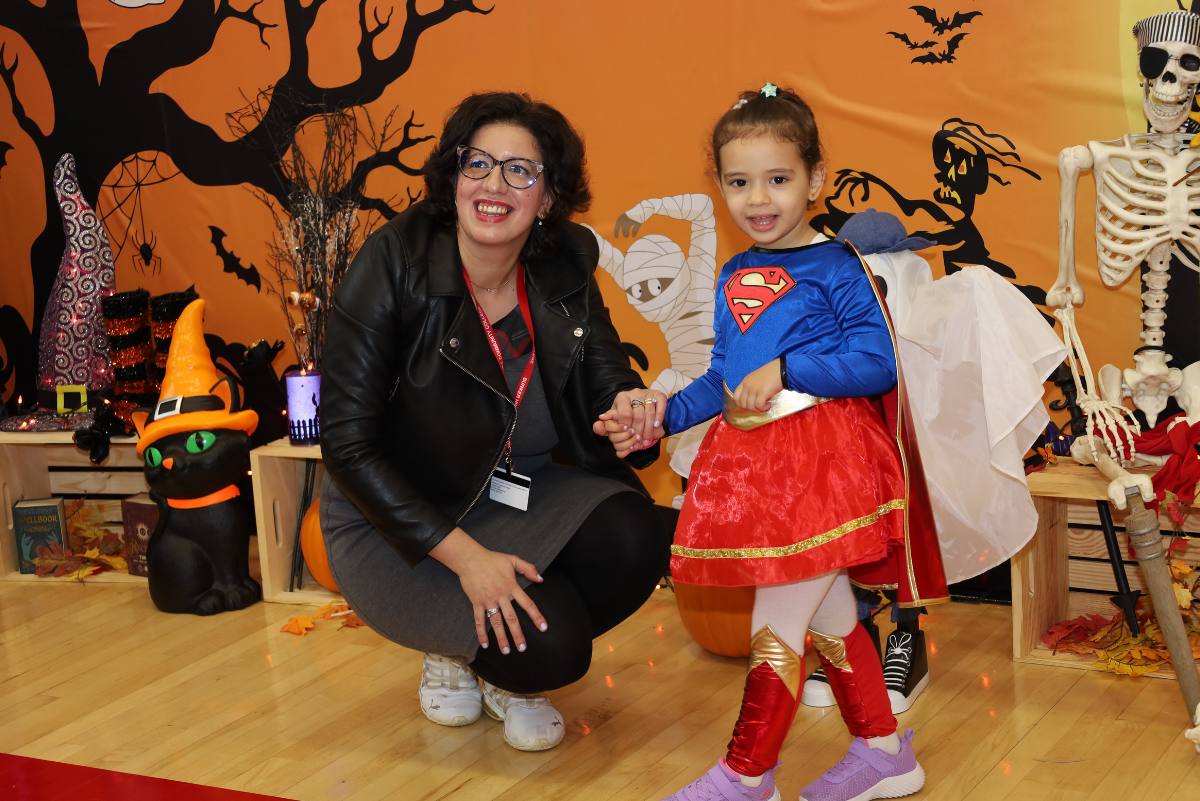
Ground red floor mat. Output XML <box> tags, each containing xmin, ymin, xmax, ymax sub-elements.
<box><xmin>0</xmin><ymin>754</ymin><xmax>294</xmax><ymax>801</ymax></box>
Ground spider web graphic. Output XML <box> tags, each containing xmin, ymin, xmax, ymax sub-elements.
<box><xmin>98</xmin><ymin>152</ymin><xmax>181</xmax><ymax>272</ymax></box>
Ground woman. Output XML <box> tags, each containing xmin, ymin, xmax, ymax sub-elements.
<box><xmin>319</xmin><ymin>92</ymin><xmax>671</xmax><ymax>752</ymax></box>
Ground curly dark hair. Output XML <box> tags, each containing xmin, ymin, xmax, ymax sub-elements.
<box><xmin>423</xmin><ymin>92</ymin><xmax>592</xmax><ymax>242</ymax></box>
<box><xmin>710</xmin><ymin>85</ymin><xmax>823</xmax><ymax>175</ymax></box>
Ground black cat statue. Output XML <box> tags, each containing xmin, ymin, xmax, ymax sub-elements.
<box><xmin>132</xmin><ymin>299</ymin><xmax>262</xmax><ymax>615</ymax></box>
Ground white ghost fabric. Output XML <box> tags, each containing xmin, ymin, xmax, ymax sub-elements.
<box><xmin>891</xmin><ymin>264</ymin><xmax>1066</xmax><ymax>583</ymax></box>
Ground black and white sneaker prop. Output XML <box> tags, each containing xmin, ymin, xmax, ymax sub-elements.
<box><xmin>883</xmin><ymin>630</ymin><xmax>929</xmax><ymax>714</ymax></box>
<box><xmin>801</xmin><ymin>664</ymin><xmax>836</xmax><ymax>707</ymax></box>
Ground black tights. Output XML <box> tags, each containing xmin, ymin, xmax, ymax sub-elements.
<box><xmin>469</xmin><ymin>492</ymin><xmax>672</xmax><ymax>694</ymax></box>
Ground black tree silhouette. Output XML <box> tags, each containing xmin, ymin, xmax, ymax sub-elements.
<box><xmin>0</xmin><ymin>0</ymin><xmax>490</xmax><ymax>405</ymax></box>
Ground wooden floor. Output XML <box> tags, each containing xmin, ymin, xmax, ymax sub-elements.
<box><xmin>1</xmin><ymin>582</ymin><xmax>1198</xmax><ymax>801</ymax></box>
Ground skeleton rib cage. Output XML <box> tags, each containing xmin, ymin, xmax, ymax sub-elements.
<box><xmin>1091</xmin><ymin>134</ymin><xmax>1200</xmax><ymax>279</ymax></box>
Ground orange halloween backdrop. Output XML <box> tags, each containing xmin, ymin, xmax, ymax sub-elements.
<box><xmin>0</xmin><ymin>1</ymin><xmax>1178</xmax><ymax>502</ymax></box>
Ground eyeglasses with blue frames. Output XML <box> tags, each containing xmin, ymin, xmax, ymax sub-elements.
<box><xmin>456</xmin><ymin>145</ymin><xmax>545</xmax><ymax>189</ymax></box>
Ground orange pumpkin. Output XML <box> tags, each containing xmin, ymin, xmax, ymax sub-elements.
<box><xmin>673</xmin><ymin>582</ymin><xmax>755</xmax><ymax>657</ymax></box>
<box><xmin>299</xmin><ymin>498</ymin><xmax>339</xmax><ymax>593</ymax></box>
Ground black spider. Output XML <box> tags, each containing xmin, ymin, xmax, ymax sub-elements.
<box><xmin>132</xmin><ymin>229</ymin><xmax>162</xmax><ymax>274</ymax></box>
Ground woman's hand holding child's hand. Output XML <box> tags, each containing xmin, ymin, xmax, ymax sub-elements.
<box><xmin>592</xmin><ymin>388</ymin><xmax>668</xmax><ymax>458</ymax></box>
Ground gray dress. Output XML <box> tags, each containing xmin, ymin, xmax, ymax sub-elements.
<box><xmin>320</xmin><ymin>307</ymin><xmax>635</xmax><ymax>658</ymax></box>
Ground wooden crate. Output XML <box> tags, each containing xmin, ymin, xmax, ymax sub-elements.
<box><xmin>249</xmin><ymin>437</ymin><xmax>338</xmax><ymax>605</ymax></box>
<box><xmin>1015</xmin><ymin>461</ymin><xmax>1199</xmax><ymax>680</ymax></box>
<box><xmin>0</xmin><ymin>431</ymin><xmax>146</xmax><ymax>585</ymax></box>
<box><xmin>1062</xmin><ymin>499</ymin><xmax>1200</xmax><ymax>619</ymax></box>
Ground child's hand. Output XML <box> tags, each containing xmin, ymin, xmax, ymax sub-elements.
<box><xmin>732</xmin><ymin>359</ymin><xmax>784</xmax><ymax>412</ymax></box>
<box><xmin>593</xmin><ymin>411</ymin><xmax>661</xmax><ymax>458</ymax></box>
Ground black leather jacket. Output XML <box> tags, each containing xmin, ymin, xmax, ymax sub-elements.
<box><xmin>320</xmin><ymin>203</ymin><xmax>656</xmax><ymax>565</ymax></box>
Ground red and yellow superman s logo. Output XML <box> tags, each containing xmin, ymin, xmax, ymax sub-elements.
<box><xmin>723</xmin><ymin>266</ymin><xmax>795</xmax><ymax>333</ymax></box>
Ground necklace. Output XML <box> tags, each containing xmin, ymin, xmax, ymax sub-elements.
<box><xmin>467</xmin><ymin>268</ymin><xmax>517</xmax><ymax>293</ymax></box>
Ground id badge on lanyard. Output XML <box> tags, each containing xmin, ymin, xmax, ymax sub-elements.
<box><xmin>465</xmin><ymin>264</ymin><xmax>536</xmax><ymax>511</ymax></box>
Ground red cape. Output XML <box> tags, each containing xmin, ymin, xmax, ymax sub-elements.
<box><xmin>842</xmin><ymin>242</ymin><xmax>949</xmax><ymax>608</ymax></box>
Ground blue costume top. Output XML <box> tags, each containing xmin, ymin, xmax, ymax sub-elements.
<box><xmin>664</xmin><ymin>240</ymin><xmax>898</xmax><ymax>435</ymax></box>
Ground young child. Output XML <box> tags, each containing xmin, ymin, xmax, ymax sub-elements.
<box><xmin>599</xmin><ymin>84</ymin><xmax>946</xmax><ymax>801</ymax></box>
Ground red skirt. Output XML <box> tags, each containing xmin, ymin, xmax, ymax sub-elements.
<box><xmin>671</xmin><ymin>397</ymin><xmax>907</xmax><ymax>587</ymax></box>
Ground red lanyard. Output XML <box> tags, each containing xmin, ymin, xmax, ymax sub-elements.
<box><xmin>464</xmin><ymin>264</ymin><xmax>536</xmax><ymax>465</ymax></box>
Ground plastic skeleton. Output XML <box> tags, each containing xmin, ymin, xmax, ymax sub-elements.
<box><xmin>585</xmin><ymin>194</ymin><xmax>717</xmax><ymax>395</ymax></box>
<box><xmin>1050</xmin><ymin>10</ymin><xmax>1200</xmax><ymax>471</ymax></box>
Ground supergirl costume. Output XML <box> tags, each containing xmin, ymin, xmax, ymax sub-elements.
<box><xmin>662</xmin><ymin>238</ymin><xmax>949</xmax><ymax>778</ymax></box>
<box><xmin>664</xmin><ymin>238</ymin><xmax>948</xmax><ymax>607</ymax></box>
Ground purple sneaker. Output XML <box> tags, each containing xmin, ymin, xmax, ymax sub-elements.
<box><xmin>661</xmin><ymin>760</ymin><xmax>781</xmax><ymax>801</ymax></box>
<box><xmin>798</xmin><ymin>730</ymin><xmax>924</xmax><ymax>801</ymax></box>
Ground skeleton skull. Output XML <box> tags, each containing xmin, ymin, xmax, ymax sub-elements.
<box><xmin>1140</xmin><ymin>39</ymin><xmax>1200</xmax><ymax>133</ymax></box>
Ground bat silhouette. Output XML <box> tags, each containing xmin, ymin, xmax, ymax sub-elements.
<box><xmin>912</xmin><ymin>32</ymin><xmax>969</xmax><ymax>64</ymax></box>
<box><xmin>887</xmin><ymin>31</ymin><xmax>937</xmax><ymax>49</ymax></box>
<box><xmin>0</xmin><ymin>141</ymin><xmax>12</xmax><ymax>174</ymax></box>
<box><xmin>208</xmin><ymin>225</ymin><xmax>262</xmax><ymax>291</ymax></box>
<box><xmin>910</xmin><ymin>6</ymin><xmax>982</xmax><ymax>35</ymax></box>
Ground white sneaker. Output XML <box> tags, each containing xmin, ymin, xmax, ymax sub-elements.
<box><xmin>481</xmin><ymin>680</ymin><xmax>565</xmax><ymax>751</ymax></box>
<box><xmin>418</xmin><ymin>653</ymin><xmax>482</xmax><ymax>727</ymax></box>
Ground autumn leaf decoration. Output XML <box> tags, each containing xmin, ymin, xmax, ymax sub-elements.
<box><xmin>32</xmin><ymin>543</ymin><xmax>127</xmax><ymax>580</ymax></box>
<box><xmin>280</xmin><ymin>615</ymin><xmax>315</xmax><ymax>636</ymax></box>
<box><xmin>280</xmin><ymin>602</ymin><xmax>365</xmax><ymax>636</ymax></box>
<box><xmin>1042</xmin><ymin>551</ymin><xmax>1200</xmax><ymax>676</ymax></box>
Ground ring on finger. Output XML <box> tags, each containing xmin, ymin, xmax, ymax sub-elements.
<box><xmin>485</xmin><ymin>607</ymin><xmax>501</xmax><ymax>617</ymax></box>
<box><xmin>629</xmin><ymin>398</ymin><xmax>645</xmax><ymax>408</ymax></box>
<box><xmin>643</xmin><ymin>397</ymin><xmax>657</xmax><ymax>405</ymax></box>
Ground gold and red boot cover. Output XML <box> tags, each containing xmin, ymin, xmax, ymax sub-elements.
<box><xmin>724</xmin><ymin>625</ymin><xmax>803</xmax><ymax>777</ymax></box>
<box><xmin>810</xmin><ymin>624</ymin><xmax>897</xmax><ymax>738</ymax></box>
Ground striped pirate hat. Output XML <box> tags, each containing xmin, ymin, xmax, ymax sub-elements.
<box><xmin>1134</xmin><ymin>9</ymin><xmax>1200</xmax><ymax>49</ymax></box>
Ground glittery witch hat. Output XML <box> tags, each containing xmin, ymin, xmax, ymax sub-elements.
<box><xmin>1</xmin><ymin>153</ymin><xmax>116</xmax><ymax>432</ymax></box>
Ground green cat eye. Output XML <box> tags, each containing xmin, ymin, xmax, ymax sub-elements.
<box><xmin>145</xmin><ymin>447</ymin><xmax>162</xmax><ymax>468</ymax></box>
<box><xmin>186</xmin><ymin>431</ymin><xmax>216</xmax><ymax>454</ymax></box>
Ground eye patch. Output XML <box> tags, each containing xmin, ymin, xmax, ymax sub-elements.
<box><xmin>1141</xmin><ymin>46</ymin><xmax>1170</xmax><ymax>79</ymax></box>
<box><xmin>1140</xmin><ymin>46</ymin><xmax>1200</xmax><ymax>79</ymax></box>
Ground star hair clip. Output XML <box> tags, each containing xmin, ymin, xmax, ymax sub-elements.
<box><xmin>732</xmin><ymin>82</ymin><xmax>779</xmax><ymax>110</ymax></box>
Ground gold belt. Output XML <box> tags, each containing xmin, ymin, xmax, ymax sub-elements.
<box><xmin>722</xmin><ymin>385</ymin><xmax>831</xmax><ymax>431</ymax></box>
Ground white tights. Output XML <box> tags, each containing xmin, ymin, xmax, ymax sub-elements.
<box><xmin>750</xmin><ymin>570</ymin><xmax>858</xmax><ymax>653</ymax></box>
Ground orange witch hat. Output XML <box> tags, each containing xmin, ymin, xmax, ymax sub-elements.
<box><xmin>132</xmin><ymin>299</ymin><xmax>258</xmax><ymax>455</ymax></box>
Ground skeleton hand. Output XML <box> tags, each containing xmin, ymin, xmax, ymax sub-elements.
<box><xmin>1069</xmin><ymin>435</ymin><xmax>1152</xmax><ymax>509</ymax></box>
<box><xmin>1046</xmin><ymin>280</ymin><xmax>1084</xmax><ymax>308</ymax></box>
<box><xmin>614</xmin><ymin>213</ymin><xmax>642</xmax><ymax>239</ymax></box>
<box><xmin>1076</xmin><ymin>399</ymin><xmax>1141</xmax><ymax>464</ymax></box>
<box><xmin>1104</xmin><ymin>472</ymin><xmax>1155</xmax><ymax>510</ymax></box>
